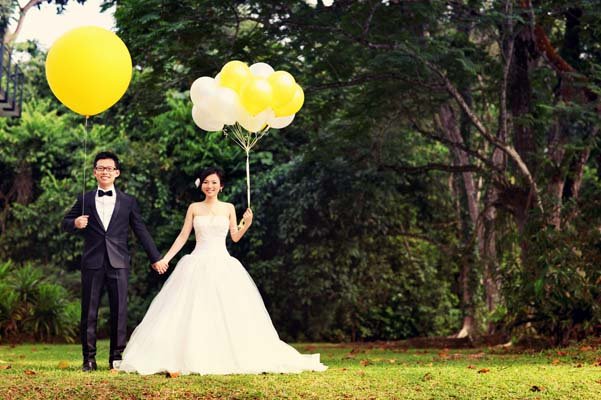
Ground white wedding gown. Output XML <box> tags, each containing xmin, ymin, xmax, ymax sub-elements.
<box><xmin>119</xmin><ymin>215</ymin><xmax>327</xmax><ymax>375</ymax></box>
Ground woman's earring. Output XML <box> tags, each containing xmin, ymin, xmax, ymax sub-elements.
<box><xmin>220</xmin><ymin>188</ymin><xmax>223</xmax><ymax>192</ymax></box>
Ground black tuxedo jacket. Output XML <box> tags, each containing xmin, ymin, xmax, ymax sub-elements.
<box><xmin>62</xmin><ymin>188</ymin><xmax>161</xmax><ymax>269</ymax></box>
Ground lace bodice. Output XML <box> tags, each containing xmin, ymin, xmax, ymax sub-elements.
<box><xmin>192</xmin><ymin>215</ymin><xmax>229</xmax><ymax>254</ymax></box>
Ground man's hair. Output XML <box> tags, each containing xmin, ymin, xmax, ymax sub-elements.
<box><xmin>94</xmin><ymin>151</ymin><xmax>120</xmax><ymax>170</ymax></box>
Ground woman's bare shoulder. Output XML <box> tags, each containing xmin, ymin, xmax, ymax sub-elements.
<box><xmin>188</xmin><ymin>202</ymin><xmax>204</xmax><ymax>214</ymax></box>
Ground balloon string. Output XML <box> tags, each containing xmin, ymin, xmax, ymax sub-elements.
<box><xmin>82</xmin><ymin>116</ymin><xmax>89</xmax><ymax>215</ymax></box>
<box><xmin>224</xmin><ymin>123</ymin><xmax>272</xmax><ymax>227</ymax></box>
<box><xmin>246</xmin><ymin>148</ymin><xmax>251</xmax><ymax>209</ymax></box>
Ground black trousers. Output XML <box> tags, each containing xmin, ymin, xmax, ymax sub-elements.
<box><xmin>80</xmin><ymin>256</ymin><xmax>129</xmax><ymax>363</ymax></box>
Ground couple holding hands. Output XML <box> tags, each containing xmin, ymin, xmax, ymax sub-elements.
<box><xmin>63</xmin><ymin>151</ymin><xmax>326</xmax><ymax>375</ymax></box>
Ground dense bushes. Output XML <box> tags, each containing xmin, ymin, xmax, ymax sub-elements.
<box><xmin>242</xmin><ymin>148</ymin><xmax>461</xmax><ymax>341</ymax></box>
<box><xmin>0</xmin><ymin>260</ymin><xmax>79</xmax><ymax>342</ymax></box>
<box><xmin>502</xmin><ymin>195</ymin><xmax>601</xmax><ymax>345</ymax></box>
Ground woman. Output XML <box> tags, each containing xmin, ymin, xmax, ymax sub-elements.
<box><xmin>119</xmin><ymin>167</ymin><xmax>327</xmax><ymax>375</ymax></box>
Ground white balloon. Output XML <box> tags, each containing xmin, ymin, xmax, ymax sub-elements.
<box><xmin>193</xmin><ymin>98</ymin><xmax>213</xmax><ymax>119</ymax></box>
<box><xmin>249</xmin><ymin>62</ymin><xmax>274</xmax><ymax>78</ymax></box>
<box><xmin>268</xmin><ymin>113</ymin><xmax>295</xmax><ymax>129</ymax></box>
<box><xmin>215</xmin><ymin>72</ymin><xmax>221</xmax><ymax>84</ymax></box>
<box><xmin>192</xmin><ymin>105</ymin><xmax>224</xmax><ymax>132</ymax></box>
<box><xmin>237</xmin><ymin>108</ymin><xmax>274</xmax><ymax>133</ymax></box>
<box><xmin>190</xmin><ymin>76</ymin><xmax>217</xmax><ymax>105</ymax></box>
<box><xmin>214</xmin><ymin>87</ymin><xmax>242</xmax><ymax>125</ymax></box>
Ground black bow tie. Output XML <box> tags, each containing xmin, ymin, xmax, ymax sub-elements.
<box><xmin>98</xmin><ymin>189</ymin><xmax>113</xmax><ymax>197</ymax></box>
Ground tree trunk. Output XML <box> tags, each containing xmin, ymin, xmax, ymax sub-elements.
<box><xmin>14</xmin><ymin>162</ymin><xmax>33</xmax><ymax>205</ymax></box>
<box><xmin>566</xmin><ymin>147</ymin><xmax>591</xmax><ymax>202</ymax></box>
<box><xmin>508</xmin><ymin>26</ymin><xmax>538</xmax><ymax>174</ymax></box>
<box><xmin>505</xmin><ymin>19</ymin><xmax>542</xmax><ymax>267</ymax></box>
<box><xmin>456</xmin><ymin>315</ymin><xmax>475</xmax><ymax>339</ymax></box>
<box><xmin>564</xmin><ymin>146</ymin><xmax>593</xmax><ymax>224</ymax></box>
<box><xmin>546</xmin><ymin>122</ymin><xmax>567</xmax><ymax>229</ymax></box>
<box><xmin>438</xmin><ymin>103</ymin><xmax>480</xmax><ymax>338</ymax></box>
<box><xmin>481</xmin><ymin>184</ymin><xmax>501</xmax><ymax>334</ymax></box>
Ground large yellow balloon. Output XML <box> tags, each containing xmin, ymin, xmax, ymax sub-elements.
<box><xmin>268</xmin><ymin>71</ymin><xmax>296</xmax><ymax>109</ymax></box>
<box><xmin>240</xmin><ymin>77</ymin><xmax>273</xmax><ymax>115</ymax></box>
<box><xmin>219</xmin><ymin>60</ymin><xmax>251</xmax><ymax>93</ymax></box>
<box><xmin>274</xmin><ymin>84</ymin><xmax>304</xmax><ymax>117</ymax></box>
<box><xmin>45</xmin><ymin>26</ymin><xmax>132</xmax><ymax>116</ymax></box>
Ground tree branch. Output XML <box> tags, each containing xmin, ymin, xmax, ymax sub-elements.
<box><xmin>381</xmin><ymin>162</ymin><xmax>485</xmax><ymax>175</ymax></box>
<box><xmin>3</xmin><ymin>0</ymin><xmax>42</xmax><ymax>45</ymax></box>
<box><xmin>407</xmin><ymin>108</ymin><xmax>504</xmax><ymax>175</ymax></box>
<box><xmin>305</xmin><ymin>72</ymin><xmax>412</xmax><ymax>93</ymax></box>
<box><xmin>520</xmin><ymin>0</ymin><xmax>599</xmax><ymax>109</ymax></box>
<box><xmin>362</xmin><ymin>0</ymin><xmax>380</xmax><ymax>39</ymax></box>
<box><xmin>393</xmin><ymin>231</ymin><xmax>442</xmax><ymax>247</ymax></box>
<box><xmin>401</xmin><ymin>44</ymin><xmax>543</xmax><ymax>212</ymax></box>
<box><xmin>273</xmin><ymin>4</ymin><xmax>542</xmax><ymax>210</ymax></box>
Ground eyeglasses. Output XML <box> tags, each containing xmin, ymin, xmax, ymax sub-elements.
<box><xmin>95</xmin><ymin>167</ymin><xmax>118</xmax><ymax>172</ymax></box>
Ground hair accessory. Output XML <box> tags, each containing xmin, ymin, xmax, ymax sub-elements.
<box><xmin>194</xmin><ymin>178</ymin><xmax>200</xmax><ymax>188</ymax></box>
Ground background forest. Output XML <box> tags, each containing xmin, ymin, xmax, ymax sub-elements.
<box><xmin>1</xmin><ymin>0</ymin><xmax>600</xmax><ymax>346</ymax></box>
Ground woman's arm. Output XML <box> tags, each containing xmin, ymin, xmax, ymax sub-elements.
<box><xmin>162</xmin><ymin>204</ymin><xmax>196</xmax><ymax>264</ymax></box>
<box><xmin>229</xmin><ymin>204</ymin><xmax>253</xmax><ymax>243</ymax></box>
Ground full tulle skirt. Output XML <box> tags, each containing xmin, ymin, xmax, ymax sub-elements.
<box><xmin>119</xmin><ymin>249</ymin><xmax>327</xmax><ymax>375</ymax></box>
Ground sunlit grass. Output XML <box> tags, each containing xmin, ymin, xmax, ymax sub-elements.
<box><xmin>1</xmin><ymin>340</ymin><xmax>600</xmax><ymax>399</ymax></box>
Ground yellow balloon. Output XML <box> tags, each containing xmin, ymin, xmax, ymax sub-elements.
<box><xmin>240</xmin><ymin>77</ymin><xmax>273</xmax><ymax>115</ymax></box>
<box><xmin>219</xmin><ymin>60</ymin><xmax>251</xmax><ymax>92</ymax></box>
<box><xmin>45</xmin><ymin>26</ymin><xmax>132</xmax><ymax>116</ymax></box>
<box><xmin>267</xmin><ymin>71</ymin><xmax>296</xmax><ymax>109</ymax></box>
<box><xmin>274</xmin><ymin>84</ymin><xmax>304</xmax><ymax>117</ymax></box>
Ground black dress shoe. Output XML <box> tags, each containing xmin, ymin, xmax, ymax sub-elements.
<box><xmin>82</xmin><ymin>360</ymin><xmax>97</xmax><ymax>372</ymax></box>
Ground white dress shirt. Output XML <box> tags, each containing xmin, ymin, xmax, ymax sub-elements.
<box><xmin>95</xmin><ymin>185</ymin><xmax>116</xmax><ymax>231</ymax></box>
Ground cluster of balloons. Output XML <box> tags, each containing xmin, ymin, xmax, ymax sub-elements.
<box><xmin>190</xmin><ymin>61</ymin><xmax>304</xmax><ymax>132</ymax></box>
<box><xmin>45</xmin><ymin>26</ymin><xmax>132</xmax><ymax>117</ymax></box>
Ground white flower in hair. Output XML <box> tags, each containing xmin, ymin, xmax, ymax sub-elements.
<box><xmin>194</xmin><ymin>178</ymin><xmax>200</xmax><ymax>188</ymax></box>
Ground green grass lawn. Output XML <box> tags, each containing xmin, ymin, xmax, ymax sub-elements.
<box><xmin>0</xmin><ymin>340</ymin><xmax>600</xmax><ymax>399</ymax></box>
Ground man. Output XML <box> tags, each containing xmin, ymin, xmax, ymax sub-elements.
<box><xmin>63</xmin><ymin>151</ymin><xmax>167</xmax><ymax>372</ymax></box>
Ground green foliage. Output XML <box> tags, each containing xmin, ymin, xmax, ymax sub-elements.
<box><xmin>26</xmin><ymin>283</ymin><xmax>78</xmax><ymax>342</ymax></box>
<box><xmin>502</xmin><ymin>169</ymin><xmax>601</xmax><ymax>344</ymax></box>
<box><xmin>0</xmin><ymin>261</ymin><xmax>21</xmax><ymax>339</ymax></box>
<box><xmin>0</xmin><ymin>260</ymin><xmax>79</xmax><ymax>342</ymax></box>
<box><xmin>243</xmin><ymin>117</ymin><xmax>461</xmax><ymax>340</ymax></box>
<box><xmin>503</xmin><ymin>222</ymin><xmax>601</xmax><ymax>344</ymax></box>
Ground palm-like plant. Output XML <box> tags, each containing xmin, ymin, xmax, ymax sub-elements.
<box><xmin>0</xmin><ymin>260</ymin><xmax>79</xmax><ymax>342</ymax></box>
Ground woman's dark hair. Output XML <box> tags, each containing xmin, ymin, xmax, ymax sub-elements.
<box><xmin>94</xmin><ymin>151</ymin><xmax>120</xmax><ymax>170</ymax></box>
<box><xmin>197</xmin><ymin>167</ymin><xmax>225</xmax><ymax>187</ymax></box>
